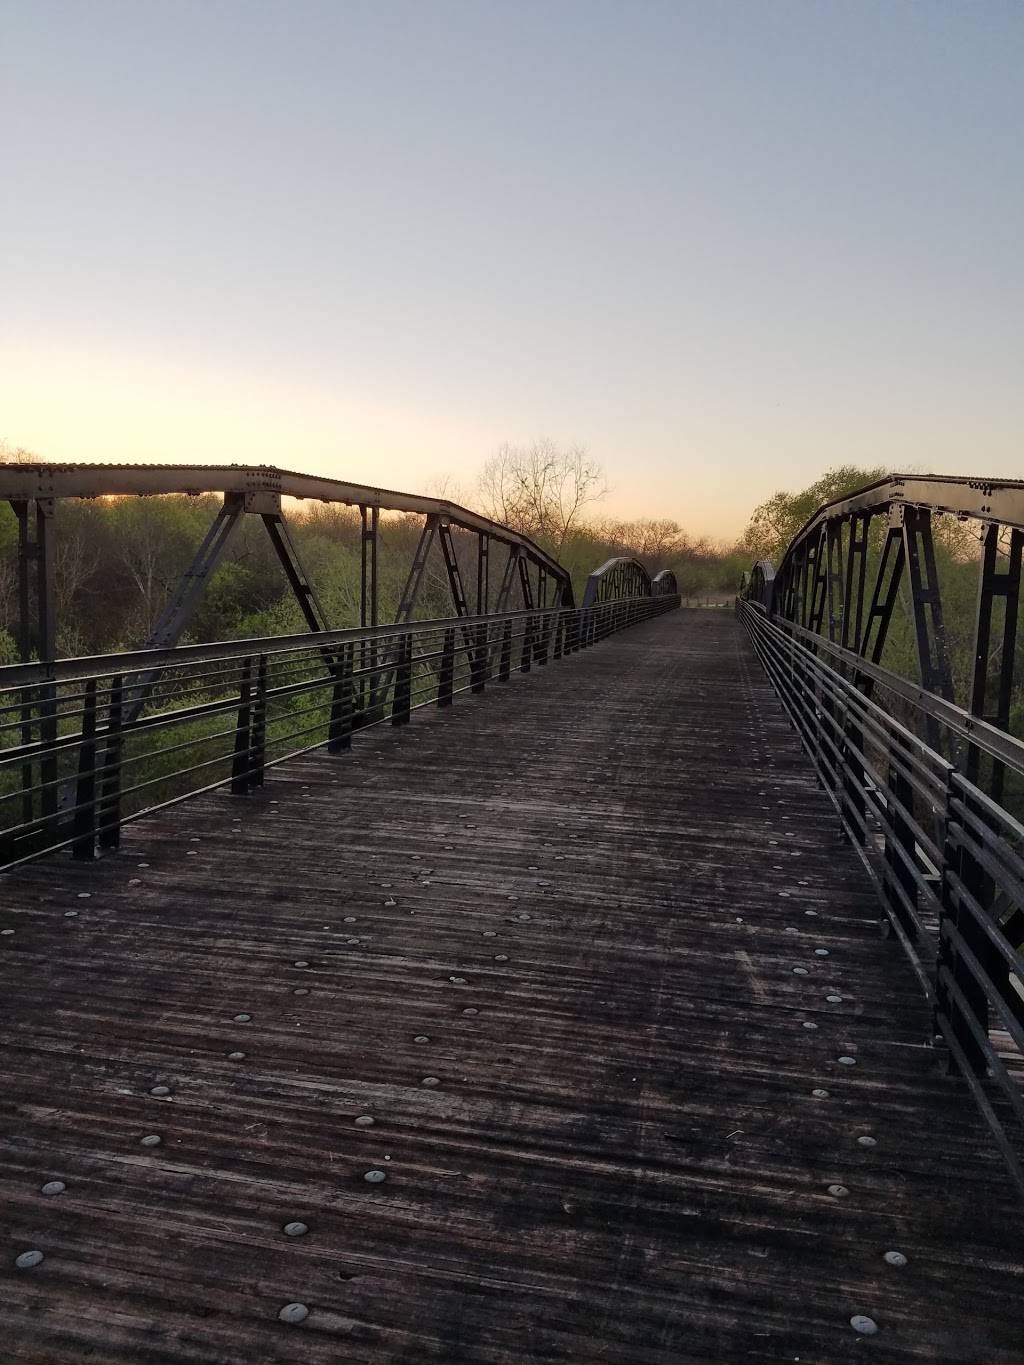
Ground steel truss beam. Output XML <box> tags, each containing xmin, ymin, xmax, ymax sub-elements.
<box><xmin>581</xmin><ymin>557</ymin><xmax>653</xmax><ymax>608</ymax></box>
<box><xmin>743</xmin><ymin>472</ymin><xmax>1024</xmax><ymax>805</ymax></box>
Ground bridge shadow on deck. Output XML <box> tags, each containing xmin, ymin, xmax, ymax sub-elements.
<box><xmin>1</xmin><ymin>609</ymin><xmax>1020</xmax><ymax>1364</ymax></box>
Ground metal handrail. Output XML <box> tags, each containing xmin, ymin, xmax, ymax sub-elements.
<box><xmin>738</xmin><ymin>598</ymin><xmax>1024</xmax><ymax>1197</ymax></box>
<box><xmin>0</xmin><ymin>594</ymin><xmax>680</xmax><ymax>873</ymax></box>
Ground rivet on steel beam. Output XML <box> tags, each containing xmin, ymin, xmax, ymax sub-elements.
<box><xmin>40</xmin><ymin>1181</ymin><xmax>66</xmax><ymax>1195</ymax></box>
<box><xmin>15</xmin><ymin>1250</ymin><xmax>44</xmax><ymax>1269</ymax></box>
<box><xmin>278</xmin><ymin>1303</ymin><xmax>309</xmax><ymax>1324</ymax></box>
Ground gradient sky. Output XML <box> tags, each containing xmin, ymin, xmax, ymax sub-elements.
<box><xmin>2</xmin><ymin>1</ymin><xmax>1021</xmax><ymax>539</ymax></box>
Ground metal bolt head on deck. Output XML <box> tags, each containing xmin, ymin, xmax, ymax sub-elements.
<box><xmin>140</xmin><ymin>1134</ymin><xmax>162</xmax><ymax>1147</ymax></box>
<box><xmin>40</xmin><ymin>1180</ymin><xmax>66</xmax><ymax>1196</ymax></box>
<box><xmin>850</xmin><ymin>1315</ymin><xmax>878</xmax><ymax>1336</ymax></box>
<box><xmin>413</xmin><ymin>1034</ymin><xmax>430</xmax><ymax>1044</ymax></box>
<box><xmin>827</xmin><ymin>1184</ymin><xmax>849</xmax><ymax>1198</ymax></box>
<box><xmin>149</xmin><ymin>1085</ymin><xmax>171</xmax><ymax>1097</ymax></box>
<box><xmin>354</xmin><ymin>1115</ymin><xmax>374</xmax><ymax>1126</ymax></box>
<box><xmin>283</xmin><ymin>1222</ymin><xmax>308</xmax><ymax>1237</ymax></box>
<box><xmin>15</xmin><ymin>1250</ymin><xmax>44</xmax><ymax>1269</ymax></box>
<box><xmin>883</xmin><ymin>1250</ymin><xmax>908</xmax><ymax>1267</ymax></box>
<box><xmin>233</xmin><ymin>1013</ymin><xmax>252</xmax><ymax>1023</ymax></box>
<box><xmin>838</xmin><ymin>1055</ymin><xmax>857</xmax><ymax>1066</ymax></box>
<box><xmin>278</xmin><ymin>1302</ymin><xmax>309</xmax><ymax>1324</ymax></box>
<box><xmin>363</xmin><ymin>1169</ymin><xmax>386</xmax><ymax>1184</ymax></box>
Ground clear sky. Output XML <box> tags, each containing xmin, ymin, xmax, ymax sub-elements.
<box><xmin>2</xmin><ymin>1</ymin><xmax>1021</xmax><ymax>539</ymax></box>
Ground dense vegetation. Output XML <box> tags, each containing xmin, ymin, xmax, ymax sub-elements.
<box><xmin>0</xmin><ymin>443</ymin><xmax>749</xmax><ymax>660</ymax></box>
<box><xmin>0</xmin><ymin>445</ymin><xmax>1001</xmax><ymax>733</ymax></box>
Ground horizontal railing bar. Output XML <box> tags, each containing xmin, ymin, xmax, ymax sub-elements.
<box><xmin>0</xmin><ymin>604</ymin><xmax>580</xmax><ymax>689</ymax></box>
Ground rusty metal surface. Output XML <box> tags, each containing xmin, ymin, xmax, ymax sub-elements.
<box><xmin>0</xmin><ymin>462</ymin><xmax>568</xmax><ymax>580</ymax></box>
<box><xmin>1</xmin><ymin>610</ymin><xmax>1020</xmax><ymax>1363</ymax></box>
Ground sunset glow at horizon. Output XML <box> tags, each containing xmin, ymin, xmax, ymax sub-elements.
<box><xmin>2</xmin><ymin>1</ymin><xmax>1021</xmax><ymax>541</ymax></box>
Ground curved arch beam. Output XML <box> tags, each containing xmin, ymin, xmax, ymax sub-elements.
<box><xmin>581</xmin><ymin>556</ymin><xmax>653</xmax><ymax>608</ymax></box>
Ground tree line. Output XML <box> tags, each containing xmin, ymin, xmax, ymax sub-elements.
<box><xmin>0</xmin><ymin>440</ymin><xmax>751</xmax><ymax>659</ymax></box>
<box><xmin>1</xmin><ymin>441</ymin><xmax>995</xmax><ymax>716</ymax></box>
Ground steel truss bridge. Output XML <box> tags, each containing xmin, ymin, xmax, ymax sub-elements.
<box><xmin>0</xmin><ymin>466</ymin><xmax>1021</xmax><ymax>1364</ymax></box>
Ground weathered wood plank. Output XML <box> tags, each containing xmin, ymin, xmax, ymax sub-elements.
<box><xmin>1</xmin><ymin>609</ymin><xmax>1020</xmax><ymax>1363</ymax></box>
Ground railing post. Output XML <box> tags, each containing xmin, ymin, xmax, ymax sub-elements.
<box><xmin>438</xmin><ymin>628</ymin><xmax>455</xmax><ymax>705</ymax></box>
<box><xmin>538</xmin><ymin>612</ymin><xmax>551</xmax><ymax>666</ymax></box>
<box><xmin>839</xmin><ymin>712</ymin><xmax>866</xmax><ymax>845</ymax></box>
<box><xmin>498</xmin><ymin>619</ymin><xmax>512</xmax><ymax>681</ymax></box>
<box><xmin>97</xmin><ymin>675</ymin><xmax>123</xmax><ymax>850</ymax></box>
<box><xmin>471</xmin><ymin>622</ymin><xmax>487</xmax><ymax>692</ymax></box>
<box><xmin>392</xmin><ymin>633</ymin><xmax>413</xmax><ymax>725</ymax></box>
<box><xmin>231</xmin><ymin>659</ymin><xmax>253</xmax><ymax>795</ymax></box>
<box><xmin>937</xmin><ymin>775</ymin><xmax>991</xmax><ymax>1076</ymax></box>
<box><xmin>881</xmin><ymin>736</ymin><xmax>919</xmax><ymax>941</ymax></box>
<box><xmin>520</xmin><ymin>616</ymin><xmax>533</xmax><ymax>673</ymax></box>
<box><xmin>72</xmin><ymin>678</ymin><xmax>98</xmax><ymax>860</ymax></box>
<box><xmin>553</xmin><ymin>610</ymin><xmax>564</xmax><ymax>661</ymax></box>
<box><xmin>250</xmin><ymin>655</ymin><xmax>268</xmax><ymax>789</ymax></box>
<box><xmin>328</xmin><ymin>643</ymin><xmax>354</xmax><ymax>752</ymax></box>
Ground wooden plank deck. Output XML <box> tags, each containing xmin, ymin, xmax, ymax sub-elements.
<box><xmin>1</xmin><ymin>608</ymin><xmax>1020</xmax><ymax>1364</ymax></box>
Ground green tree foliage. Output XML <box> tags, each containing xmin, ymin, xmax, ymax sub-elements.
<box><xmin>742</xmin><ymin>465</ymin><xmax>890</xmax><ymax>565</ymax></box>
